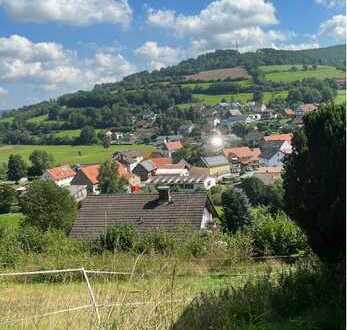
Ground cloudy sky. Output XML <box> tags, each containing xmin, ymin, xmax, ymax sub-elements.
<box><xmin>0</xmin><ymin>0</ymin><xmax>345</xmax><ymax>109</ymax></box>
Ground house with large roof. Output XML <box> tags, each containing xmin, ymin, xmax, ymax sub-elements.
<box><xmin>42</xmin><ymin>165</ymin><xmax>76</xmax><ymax>187</ymax></box>
<box><xmin>163</xmin><ymin>140</ymin><xmax>183</xmax><ymax>157</ymax></box>
<box><xmin>259</xmin><ymin>141</ymin><xmax>287</xmax><ymax>167</ymax></box>
<box><xmin>223</xmin><ymin>147</ymin><xmax>261</xmax><ymax>173</ymax></box>
<box><xmin>70</xmin><ymin>189</ymin><xmax>218</xmax><ymax>240</ymax></box>
<box><xmin>200</xmin><ymin>155</ymin><xmax>230</xmax><ymax>177</ymax></box>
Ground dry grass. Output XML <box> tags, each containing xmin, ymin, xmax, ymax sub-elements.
<box><xmin>0</xmin><ymin>256</ymin><xmax>290</xmax><ymax>330</ymax></box>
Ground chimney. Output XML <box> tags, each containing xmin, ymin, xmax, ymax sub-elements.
<box><xmin>157</xmin><ymin>186</ymin><xmax>172</xmax><ymax>203</ymax></box>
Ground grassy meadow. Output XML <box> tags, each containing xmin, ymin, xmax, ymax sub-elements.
<box><xmin>0</xmin><ymin>144</ymin><xmax>155</xmax><ymax>165</ymax></box>
<box><xmin>261</xmin><ymin>65</ymin><xmax>345</xmax><ymax>82</ymax></box>
<box><xmin>0</xmin><ymin>213</ymin><xmax>22</xmax><ymax>228</ymax></box>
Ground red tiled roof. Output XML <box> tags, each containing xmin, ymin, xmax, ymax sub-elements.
<box><xmin>264</xmin><ymin>133</ymin><xmax>293</xmax><ymax>143</ymax></box>
<box><xmin>223</xmin><ymin>147</ymin><xmax>261</xmax><ymax>159</ymax></box>
<box><xmin>80</xmin><ymin>165</ymin><xmax>101</xmax><ymax>185</ymax></box>
<box><xmin>150</xmin><ymin>157</ymin><xmax>172</xmax><ymax>168</ymax></box>
<box><xmin>164</xmin><ymin>140</ymin><xmax>183</xmax><ymax>152</ymax></box>
<box><xmin>46</xmin><ymin>165</ymin><xmax>75</xmax><ymax>182</ymax></box>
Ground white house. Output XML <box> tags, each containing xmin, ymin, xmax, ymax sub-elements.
<box><xmin>259</xmin><ymin>141</ymin><xmax>287</xmax><ymax>167</ymax></box>
<box><xmin>42</xmin><ymin>165</ymin><xmax>76</xmax><ymax>187</ymax></box>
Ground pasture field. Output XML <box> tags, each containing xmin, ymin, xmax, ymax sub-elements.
<box><xmin>181</xmin><ymin>79</ymin><xmax>253</xmax><ymax>89</ymax></box>
<box><xmin>194</xmin><ymin>93</ymin><xmax>253</xmax><ymax>105</ymax></box>
<box><xmin>0</xmin><ymin>213</ymin><xmax>22</xmax><ymax>228</ymax></box>
<box><xmin>53</xmin><ymin>129</ymin><xmax>102</xmax><ymax>138</ymax></box>
<box><xmin>261</xmin><ymin>65</ymin><xmax>345</xmax><ymax>82</ymax></box>
<box><xmin>0</xmin><ymin>144</ymin><xmax>155</xmax><ymax>165</ymax></box>
<box><xmin>0</xmin><ymin>255</ymin><xmax>291</xmax><ymax>330</ymax></box>
<box><xmin>334</xmin><ymin>90</ymin><xmax>346</xmax><ymax>104</ymax></box>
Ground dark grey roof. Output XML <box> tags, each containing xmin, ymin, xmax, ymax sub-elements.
<box><xmin>260</xmin><ymin>141</ymin><xmax>284</xmax><ymax>159</ymax></box>
<box><xmin>70</xmin><ymin>192</ymin><xmax>214</xmax><ymax>240</ymax></box>
<box><xmin>201</xmin><ymin>155</ymin><xmax>229</xmax><ymax>167</ymax></box>
<box><xmin>146</xmin><ymin>175</ymin><xmax>210</xmax><ymax>185</ymax></box>
<box><xmin>139</xmin><ymin>160</ymin><xmax>155</xmax><ymax>172</ymax></box>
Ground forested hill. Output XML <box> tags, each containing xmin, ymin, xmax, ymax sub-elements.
<box><xmin>98</xmin><ymin>44</ymin><xmax>346</xmax><ymax>89</ymax></box>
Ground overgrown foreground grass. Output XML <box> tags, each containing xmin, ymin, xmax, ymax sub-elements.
<box><xmin>0</xmin><ymin>254</ymin><xmax>344</xmax><ymax>330</ymax></box>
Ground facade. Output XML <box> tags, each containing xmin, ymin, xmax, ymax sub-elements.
<box><xmin>264</xmin><ymin>134</ymin><xmax>293</xmax><ymax>154</ymax></box>
<box><xmin>42</xmin><ymin>165</ymin><xmax>76</xmax><ymax>187</ymax></box>
<box><xmin>201</xmin><ymin>155</ymin><xmax>230</xmax><ymax>177</ymax></box>
<box><xmin>112</xmin><ymin>150</ymin><xmax>144</xmax><ymax>171</ymax></box>
<box><xmin>295</xmin><ymin>103</ymin><xmax>317</xmax><ymax>118</ymax></box>
<box><xmin>253</xmin><ymin>166</ymin><xmax>282</xmax><ymax>185</ymax></box>
<box><xmin>259</xmin><ymin>141</ymin><xmax>287</xmax><ymax>167</ymax></box>
<box><xmin>70</xmin><ymin>190</ymin><xmax>218</xmax><ymax>240</ymax></box>
<box><xmin>163</xmin><ymin>140</ymin><xmax>183</xmax><ymax>157</ymax></box>
<box><xmin>66</xmin><ymin>185</ymin><xmax>88</xmax><ymax>202</ymax></box>
<box><xmin>223</xmin><ymin>147</ymin><xmax>261</xmax><ymax>173</ymax></box>
<box><xmin>146</xmin><ymin>175</ymin><xmax>217</xmax><ymax>191</ymax></box>
<box><xmin>133</xmin><ymin>160</ymin><xmax>156</xmax><ymax>181</ymax></box>
<box><xmin>71</xmin><ymin>164</ymin><xmax>101</xmax><ymax>194</ymax></box>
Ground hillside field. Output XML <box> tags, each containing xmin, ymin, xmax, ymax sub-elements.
<box><xmin>185</xmin><ymin>67</ymin><xmax>250</xmax><ymax>81</ymax></box>
<box><xmin>260</xmin><ymin>65</ymin><xmax>345</xmax><ymax>82</ymax></box>
<box><xmin>0</xmin><ymin>144</ymin><xmax>155</xmax><ymax>165</ymax></box>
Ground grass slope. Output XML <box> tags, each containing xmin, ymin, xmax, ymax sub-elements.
<box><xmin>0</xmin><ymin>213</ymin><xmax>22</xmax><ymax>228</ymax></box>
<box><xmin>0</xmin><ymin>144</ymin><xmax>155</xmax><ymax>165</ymax></box>
<box><xmin>261</xmin><ymin>65</ymin><xmax>345</xmax><ymax>82</ymax></box>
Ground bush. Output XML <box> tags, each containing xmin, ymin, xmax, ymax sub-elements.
<box><xmin>0</xmin><ymin>225</ymin><xmax>22</xmax><ymax>266</ymax></box>
<box><xmin>177</xmin><ymin>229</ymin><xmax>211</xmax><ymax>258</ymax></box>
<box><xmin>249</xmin><ymin>207</ymin><xmax>308</xmax><ymax>256</ymax></box>
<box><xmin>18</xmin><ymin>225</ymin><xmax>46</xmax><ymax>253</ymax></box>
<box><xmin>0</xmin><ymin>183</ymin><xmax>17</xmax><ymax>214</ymax></box>
<box><xmin>134</xmin><ymin>229</ymin><xmax>176</xmax><ymax>255</ymax></box>
<box><xmin>173</xmin><ymin>261</ymin><xmax>345</xmax><ymax>330</ymax></box>
<box><xmin>98</xmin><ymin>225</ymin><xmax>137</xmax><ymax>252</ymax></box>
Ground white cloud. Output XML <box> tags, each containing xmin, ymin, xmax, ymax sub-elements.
<box><xmin>319</xmin><ymin>15</ymin><xmax>347</xmax><ymax>41</ymax></box>
<box><xmin>277</xmin><ymin>42</ymin><xmax>320</xmax><ymax>51</ymax></box>
<box><xmin>0</xmin><ymin>34</ymin><xmax>136</xmax><ymax>101</ymax></box>
<box><xmin>0</xmin><ymin>87</ymin><xmax>8</xmax><ymax>96</ymax></box>
<box><xmin>315</xmin><ymin>0</ymin><xmax>345</xmax><ymax>8</ymax></box>
<box><xmin>135</xmin><ymin>41</ymin><xmax>187</xmax><ymax>70</ymax></box>
<box><xmin>0</xmin><ymin>0</ymin><xmax>132</xmax><ymax>27</ymax></box>
<box><xmin>147</xmin><ymin>0</ymin><xmax>281</xmax><ymax>53</ymax></box>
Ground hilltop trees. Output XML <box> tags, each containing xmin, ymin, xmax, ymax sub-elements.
<box><xmin>283</xmin><ymin>103</ymin><xmax>345</xmax><ymax>262</ymax></box>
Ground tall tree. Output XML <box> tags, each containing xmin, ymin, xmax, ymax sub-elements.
<box><xmin>0</xmin><ymin>184</ymin><xmax>17</xmax><ymax>214</ymax></box>
<box><xmin>21</xmin><ymin>181</ymin><xmax>77</xmax><ymax>233</ymax></box>
<box><xmin>7</xmin><ymin>154</ymin><xmax>27</xmax><ymax>183</ymax></box>
<box><xmin>283</xmin><ymin>103</ymin><xmax>345</xmax><ymax>262</ymax></box>
<box><xmin>28</xmin><ymin>150</ymin><xmax>54</xmax><ymax>176</ymax></box>
<box><xmin>221</xmin><ymin>187</ymin><xmax>251</xmax><ymax>233</ymax></box>
<box><xmin>98</xmin><ymin>160</ymin><xmax>127</xmax><ymax>194</ymax></box>
<box><xmin>79</xmin><ymin>126</ymin><xmax>97</xmax><ymax>145</ymax></box>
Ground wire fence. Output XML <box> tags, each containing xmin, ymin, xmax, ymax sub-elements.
<box><xmin>0</xmin><ymin>255</ymin><xmax>300</xmax><ymax>327</ymax></box>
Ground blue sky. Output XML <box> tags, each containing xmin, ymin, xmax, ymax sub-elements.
<box><xmin>0</xmin><ymin>0</ymin><xmax>345</xmax><ymax>109</ymax></box>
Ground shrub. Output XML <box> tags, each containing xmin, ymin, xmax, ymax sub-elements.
<box><xmin>177</xmin><ymin>229</ymin><xmax>211</xmax><ymax>258</ymax></box>
<box><xmin>0</xmin><ymin>183</ymin><xmax>17</xmax><ymax>214</ymax></box>
<box><xmin>249</xmin><ymin>207</ymin><xmax>308</xmax><ymax>256</ymax></box>
<box><xmin>134</xmin><ymin>229</ymin><xmax>176</xmax><ymax>255</ymax></box>
<box><xmin>0</xmin><ymin>225</ymin><xmax>22</xmax><ymax>266</ymax></box>
<box><xmin>18</xmin><ymin>225</ymin><xmax>46</xmax><ymax>253</ymax></box>
<box><xmin>98</xmin><ymin>225</ymin><xmax>137</xmax><ymax>252</ymax></box>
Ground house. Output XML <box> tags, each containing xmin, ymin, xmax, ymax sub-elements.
<box><xmin>146</xmin><ymin>175</ymin><xmax>216</xmax><ymax>191</ymax></box>
<box><xmin>66</xmin><ymin>185</ymin><xmax>88</xmax><ymax>202</ymax></box>
<box><xmin>259</xmin><ymin>141</ymin><xmax>287</xmax><ymax>167</ymax></box>
<box><xmin>132</xmin><ymin>160</ymin><xmax>156</xmax><ymax>182</ymax></box>
<box><xmin>221</xmin><ymin>115</ymin><xmax>247</xmax><ymax>129</ymax></box>
<box><xmin>154</xmin><ymin>163</ymin><xmax>189</xmax><ymax>177</ymax></box>
<box><xmin>177</xmin><ymin>123</ymin><xmax>194</xmax><ymax>136</ymax></box>
<box><xmin>154</xmin><ymin>135</ymin><xmax>183</xmax><ymax>146</ymax></box>
<box><xmin>229</xmin><ymin>109</ymin><xmax>242</xmax><ymax>117</ymax></box>
<box><xmin>264</xmin><ymin>134</ymin><xmax>293</xmax><ymax>154</ymax></box>
<box><xmin>253</xmin><ymin>166</ymin><xmax>282</xmax><ymax>185</ymax></box>
<box><xmin>112</xmin><ymin>150</ymin><xmax>144</xmax><ymax>171</ymax></box>
<box><xmin>295</xmin><ymin>104</ymin><xmax>317</xmax><ymax>118</ymax></box>
<box><xmin>163</xmin><ymin>140</ymin><xmax>183</xmax><ymax>157</ymax></box>
<box><xmin>223</xmin><ymin>147</ymin><xmax>261</xmax><ymax>173</ymax></box>
<box><xmin>70</xmin><ymin>189</ymin><xmax>218</xmax><ymax>240</ymax></box>
<box><xmin>71</xmin><ymin>163</ymin><xmax>141</xmax><ymax>194</ymax></box>
<box><xmin>200</xmin><ymin>155</ymin><xmax>230</xmax><ymax>177</ymax></box>
<box><xmin>42</xmin><ymin>165</ymin><xmax>76</xmax><ymax>187</ymax></box>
